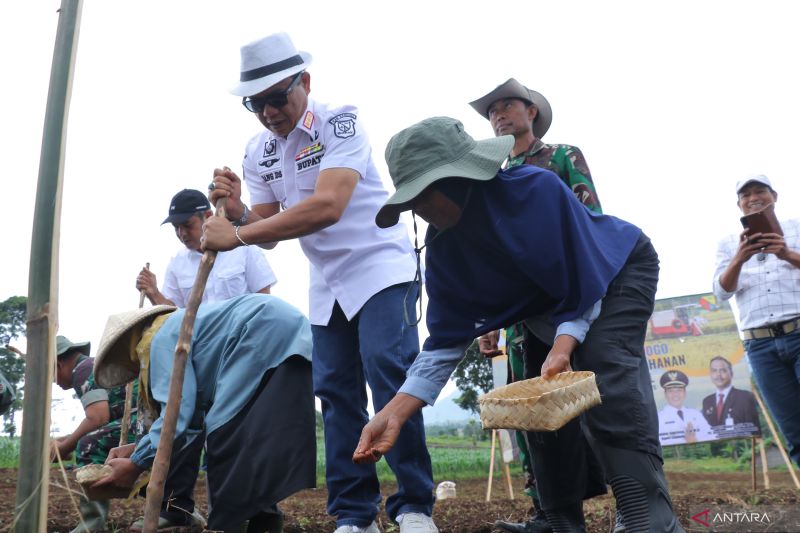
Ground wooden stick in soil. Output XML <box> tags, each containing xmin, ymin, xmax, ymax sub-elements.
<box><xmin>751</xmin><ymin>436</ymin><xmax>756</xmax><ymax>491</ymax></box>
<box><xmin>119</xmin><ymin>263</ymin><xmax>149</xmax><ymax>447</ymax></box>
<box><xmin>485</xmin><ymin>429</ymin><xmax>497</xmax><ymax>502</ymax></box>
<box><xmin>141</xmin><ymin>200</ymin><xmax>226</xmax><ymax>532</ymax></box>
<box><xmin>758</xmin><ymin>438</ymin><xmax>770</xmax><ymax>489</ymax></box>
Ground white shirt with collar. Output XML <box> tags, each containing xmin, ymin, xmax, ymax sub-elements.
<box><xmin>162</xmin><ymin>246</ymin><xmax>277</xmax><ymax>308</ymax></box>
<box><xmin>242</xmin><ymin>97</ymin><xmax>416</xmax><ymax>326</ymax></box>
<box><xmin>712</xmin><ymin>217</ymin><xmax>800</xmax><ymax>330</ymax></box>
<box><xmin>658</xmin><ymin>403</ymin><xmax>715</xmax><ymax>445</ymax></box>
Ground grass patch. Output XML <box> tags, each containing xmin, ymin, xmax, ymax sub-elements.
<box><xmin>0</xmin><ymin>437</ymin><xmax>20</xmax><ymax>468</ymax></box>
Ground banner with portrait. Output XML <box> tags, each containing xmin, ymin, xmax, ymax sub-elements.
<box><xmin>646</xmin><ymin>292</ymin><xmax>762</xmax><ymax>446</ymax></box>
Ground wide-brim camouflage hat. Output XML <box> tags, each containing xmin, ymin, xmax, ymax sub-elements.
<box><xmin>376</xmin><ymin>117</ymin><xmax>513</xmax><ymax>229</ymax></box>
<box><xmin>469</xmin><ymin>78</ymin><xmax>553</xmax><ymax>139</ymax></box>
<box><xmin>94</xmin><ymin>305</ymin><xmax>175</xmax><ymax>389</ymax></box>
<box><xmin>56</xmin><ymin>336</ymin><xmax>91</xmax><ymax>358</ymax></box>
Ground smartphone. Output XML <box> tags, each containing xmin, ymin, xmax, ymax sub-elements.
<box><xmin>740</xmin><ymin>205</ymin><xmax>783</xmax><ymax>238</ymax></box>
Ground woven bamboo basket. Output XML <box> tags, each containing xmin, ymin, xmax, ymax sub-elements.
<box><xmin>75</xmin><ymin>464</ymin><xmax>133</xmax><ymax>500</ymax></box>
<box><xmin>479</xmin><ymin>371</ymin><xmax>601</xmax><ymax>431</ymax></box>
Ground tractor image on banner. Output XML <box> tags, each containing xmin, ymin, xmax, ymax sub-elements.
<box><xmin>646</xmin><ymin>292</ymin><xmax>762</xmax><ymax>446</ymax></box>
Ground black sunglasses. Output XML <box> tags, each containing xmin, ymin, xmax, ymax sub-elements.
<box><xmin>242</xmin><ymin>71</ymin><xmax>304</xmax><ymax>113</ymax></box>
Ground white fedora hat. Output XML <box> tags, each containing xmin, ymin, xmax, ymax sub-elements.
<box><xmin>231</xmin><ymin>32</ymin><xmax>312</xmax><ymax>97</ymax></box>
<box><xmin>94</xmin><ymin>305</ymin><xmax>175</xmax><ymax>389</ymax></box>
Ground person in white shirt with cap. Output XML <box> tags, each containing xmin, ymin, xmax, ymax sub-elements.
<box><xmin>136</xmin><ymin>188</ymin><xmax>277</xmax><ymax>307</ymax></box>
<box><xmin>133</xmin><ymin>187</ymin><xmax>277</xmax><ymax>531</ymax></box>
<box><xmin>203</xmin><ymin>32</ymin><xmax>437</xmax><ymax>533</ymax></box>
<box><xmin>712</xmin><ymin>174</ymin><xmax>800</xmax><ymax>468</ymax></box>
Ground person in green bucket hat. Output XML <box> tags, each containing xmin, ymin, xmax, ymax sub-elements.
<box><xmin>53</xmin><ymin>335</ymin><xmax>136</xmax><ymax>532</ymax></box>
<box><xmin>355</xmin><ymin>117</ymin><xmax>684</xmax><ymax>533</ymax></box>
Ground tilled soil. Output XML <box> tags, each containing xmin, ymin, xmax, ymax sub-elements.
<box><xmin>1</xmin><ymin>468</ymin><xmax>798</xmax><ymax>532</ymax></box>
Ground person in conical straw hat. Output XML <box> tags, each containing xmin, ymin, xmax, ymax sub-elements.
<box><xmin>354</xmin><ymin>117</ymin><xmax>685</xmax><ymax>532</ymax></box>
<box><xmin>90</xmin><ymin>293</ymin><xmax>315</xmax><ymax>532</ymax></box>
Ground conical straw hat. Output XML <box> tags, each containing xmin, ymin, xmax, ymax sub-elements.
<box><xmin>94</xmin><ymin>305</ymin><xmax>175</xmax><ymax>389</ymax></box>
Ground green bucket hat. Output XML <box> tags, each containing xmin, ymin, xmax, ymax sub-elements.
<box><xmin>376</xmin><ymin>117</ymin><xmax>513</xmax><ymax>228</ymax></box>
<box><xmin>56</xmin><ymin>335</ymin><xmax>91</xmax><ymax>359</ymax></box>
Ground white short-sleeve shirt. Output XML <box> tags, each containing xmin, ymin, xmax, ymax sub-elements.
<box><xmin>242</xmin><ymin>97</ymin><xmax>416</xmax><ymax>325</ymax></box>
<box><xmin>161</xmin><ymin>246</ymin><xmax>277</xmax><ymax>308</ymax></box>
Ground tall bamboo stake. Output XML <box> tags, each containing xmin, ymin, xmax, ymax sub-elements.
<box><xmin>142</xmin><ymin>201</ymin><xmax>226</xmax><ymax>532</ymax></box>
<box><xmin>119</xmin><ymin>262</ymin><xmax>150</xmax><ymax>447</ymax></box>
<box><xmin>14</xmin><ymin>2</ymin><xmax>83</xmax><ymax>531</ymax></box>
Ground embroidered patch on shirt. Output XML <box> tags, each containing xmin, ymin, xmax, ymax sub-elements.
<box><xmin>263</xmin><ymin>139</ymin><xmax>277</xmax><ymax>157</ymax></box>
<box><xmin>296</xmin><ymin>154</ymin><xmax>324</xmax><ymax>173</ymax></box>
<box><xmin>295</xmin><ymin>142</ymin><xmax>324</xmax><ymax>161</ymax></box>
<box><xmin>258</xmin><ymin>156</ymin><xmax>281</xmax><ymax>170</ymax></box>
<box><xmin>329</xmin><ymin>113</ymin><xmax>357</xmax><ymax>138</ymax></box>
<box><xmin>260</xmin><ymin>170</ymin><xmax>283</xmax><ymax>183</ymax></box>
<box><xmin>302</xmin><ymin>111</ymin><xmax>314</xmax><ymax>129</ymax></box>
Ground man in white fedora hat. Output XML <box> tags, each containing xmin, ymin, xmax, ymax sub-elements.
<box><xmin>90</xmin><ymin>293</ymin><xmax>316</xmax><ymax>532</ymax></box>
<box><xmin>470</xmin><ymin>79</ymin><xmax>607</xmax><ymax>533</ymax></box>
<box><xmin>354</xmin><ymin>117</ymin><xmax>685</xmax><ymax>533</ymax></box>
<box><xmin>203</xmin><ymin>32</ymin><xmax>437</xmax><ymax>533</ymax></box>
<box><xmin>713</xmin><ymin>175</ymin><xmax>800</xmax><ymax>468</ymax></box>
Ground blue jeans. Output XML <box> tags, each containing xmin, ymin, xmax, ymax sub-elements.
<box><xmin>745</xmin><ymin>329</ymin><xmax>800</xmax><ymax>467</ymax></box>
<box><xmin>312</xmin><ymin>283</ymin><xmax>434</xmax><ymax>527</ymax></box>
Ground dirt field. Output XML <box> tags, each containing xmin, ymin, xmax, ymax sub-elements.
<box><xmin>1</xmin><ymin>468</ymin><xmax>798</xmax><ymax>532</ymax></box>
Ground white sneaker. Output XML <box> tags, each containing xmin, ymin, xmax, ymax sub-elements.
<box><xmin>397</xmin><ymin>513</ymin><xmax>438</xmax><ymax>533</ymax></box>
<box><xmin>333</xmin><ymin>521</ymin><xmax>381</xmax><ymax>533</ymax></box>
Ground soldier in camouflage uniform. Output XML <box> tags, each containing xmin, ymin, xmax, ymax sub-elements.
<box><xmin>470</xmin><ymin>79</ymin><xmax>614</xmax><ymax>533</ymax></box>
<box><xmin>54</xmin><ymin>335</ymin><xmax>137</xmax><ymax>533</ymax></box>
<box><xmin>0</xmin><ymin>369</ymin><xmax>15</xmax><ymax>416</ymax></box>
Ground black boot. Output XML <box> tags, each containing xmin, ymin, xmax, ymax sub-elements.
<box><xmin>494</xmin><ymin>507</ymin><xmax>552</xmax><ymax>532</ymax></box>
<box><xmin>543</xmin><ymin>502</ymin><xmax>585</xmax><ymax>533</ymax></box>
<box><xmin>588</xmin><ymin>439</ymin><xmax>685</xmax><ymax>533</ymax></box>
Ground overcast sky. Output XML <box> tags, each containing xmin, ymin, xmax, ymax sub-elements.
<box><xmin>4</xmin><ymin>1</ymin><xmax>800</xmax><ymax>430</ymax></box>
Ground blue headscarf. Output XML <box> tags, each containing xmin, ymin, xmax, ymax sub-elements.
<box><xmin>422</xmin><ymin>164</ymin><xmax>642</xmax><ymax>350</ymax></box>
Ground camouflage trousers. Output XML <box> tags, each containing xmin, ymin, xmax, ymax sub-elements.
<box><xmin>76</xmin><ymin>421</ymin><xmax>136</xmax><ymax>467</ymax></box>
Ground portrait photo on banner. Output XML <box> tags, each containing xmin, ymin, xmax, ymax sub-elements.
<box><xmin>646</xmin><ymin>292</ymin><xmax>762</xmax><ymax>447</ymax></box>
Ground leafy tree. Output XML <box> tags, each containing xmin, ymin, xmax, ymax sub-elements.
<box><xmin>0</xmin><ymin>296</ymin><xmax>26</xmax><ymax>436</ymax></box>
<box><xmin>451</xmin><ymin>340</ymin><xmax>494</xmax><ymax>415</ymax></box>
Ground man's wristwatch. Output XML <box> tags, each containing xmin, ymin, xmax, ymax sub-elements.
<box><xmin>231</xmin><ymin>204</ymin><xmax>250</xmax><ymax>227</ymax></box>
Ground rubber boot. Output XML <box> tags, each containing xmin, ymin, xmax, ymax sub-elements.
<box><xmin>542</xmin><ymin>502</ymin><xmax>585</xmax><ymax>533</ymax></box>
<box><xmin>587</xmin><ymin>439</ymin><xmax>684</xmax><ymax>533</ymax></box>
<box><xmin>246</xmin><ymin>511</ymin><xmax>284</xmax><ymax>533</ymax></box>
<box><xmin>69</xmin><ymin>497</ymin><xmax>108</xmax><ymax>533</ymax></box>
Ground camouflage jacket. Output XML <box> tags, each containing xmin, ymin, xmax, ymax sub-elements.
<box><xmin>72</xmin><ymin>355</ymin><xmax>136</xmax><ymax>424</ymax></box>
<box><xmin>507</xmin><ymin>139</ymin><xmax>602</xmax><ymax>213</ymax></box>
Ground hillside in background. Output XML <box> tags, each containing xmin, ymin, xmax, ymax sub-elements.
<box><xmin>423</xmin><ymin>390</ymin><xmax>478</xmax><ymax>426</ymax></box>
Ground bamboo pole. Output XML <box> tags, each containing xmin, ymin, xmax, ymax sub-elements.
<box><xmin>752</xmin><ymin>384</ymin><xmax>800</xmax><ymax>489</ymax></box>
<box><xmin>119</xmin><ymin>263</ymin><xmax>149</xmax><ymax>447</ymax></box>
<box><xmin>485</xmin><ymin>429</ymin><xmax>497</xmax><ymax>502</ymax></box>
<box><xmin>141</xmin><ymin>201</ymin><xmax>226</xmax><ymax>531</ymax></box>
<box><xmin>14</xmin><ymin>2</ymin><xmax>83</xmax><ymax>531</ymax></box>
<box><xmin>758</xmin><ymin>438</ymin><xmax>770</xmax><ymax>490</ymax></box>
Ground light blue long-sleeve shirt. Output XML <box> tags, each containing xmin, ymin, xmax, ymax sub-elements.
<box><xmin>400</xmin><ymin>301</ymin><xmax>602</xmax><ymax>406</ymax></box>
<box><xmin>130</xmin><ymin>294</ymin><xmax>312</xmax><ymax>469</ymax></box>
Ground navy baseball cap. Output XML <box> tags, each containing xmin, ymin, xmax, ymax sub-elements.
<box><xmin>162</xmin><ymin>189</ymin><xmax>211</xmax><ymax>225</ymax></box>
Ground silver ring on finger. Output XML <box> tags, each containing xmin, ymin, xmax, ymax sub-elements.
<box><xmin>208</xmin><ymin>182</ymin><xmax>216</xmax><ymax>191</ymax></box>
